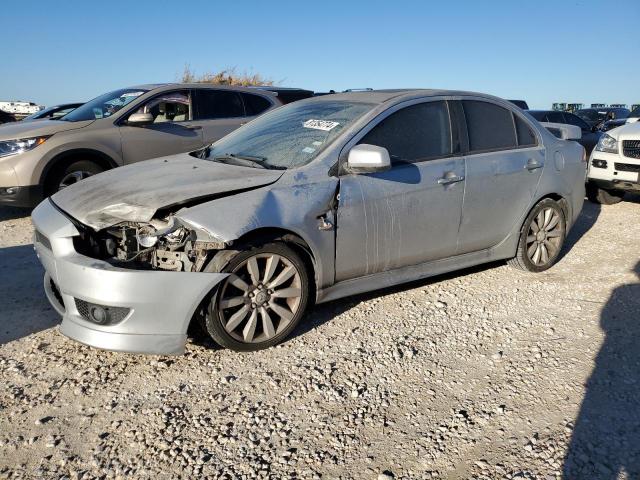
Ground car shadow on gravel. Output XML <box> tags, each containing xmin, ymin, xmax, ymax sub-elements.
<box><xmin>563</xmin><ymin>261</ymin><xmax>640</xmax><ymax>478</ymax></box>
<box><xmin>0</xmin><ymin>244</ymin><xmax>59</xmax><ymax>345</ymax></box>
<box><xmin>0</xmin><ymin>206</ymin><xmax>32</xmax><ymax>221</ymax></box>
<box><xmin>558</xmin><ymin>200</ymin><xmax>601</xmax><ymax>262</ymax></box>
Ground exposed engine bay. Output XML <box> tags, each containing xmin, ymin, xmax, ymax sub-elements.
<box><xmin>73</xmin><ymin>215</ymin><xmax>227</xmax><ymax>272</ymax></box>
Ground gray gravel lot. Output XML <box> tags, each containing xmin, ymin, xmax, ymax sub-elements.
<box><xmin>0</xmin><ymin>197</ymin><xmax>639</xmax><ymax>479</ymax></box>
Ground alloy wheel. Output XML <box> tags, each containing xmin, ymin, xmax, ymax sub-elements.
<box><xmin>526</xmin><ymin>207</ymin><xmax>563</xmax><ymax>266</ymax></box>
<box><xmin>58</xmin><ymin>170</ymin><xmax>93</xmax><ymax>190</ymax></box>
<box><xmin>217</xmin><ymin>253</ymin><xmax>302</xmax><ymax>343</ymax></box>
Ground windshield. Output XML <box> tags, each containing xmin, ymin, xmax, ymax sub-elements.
<box><xmin>60</xmin><ymin>88</ymin><xmax>147</xmax><ymax>122</ymax></box>
<box><xmin>203</xmin><ymin>100</ymin><xmax>375</xmax><ymax>169</ymax></box>
<box><xmin>575</xmin><ymin>109</ymin><xmax>607</xmax><ymax>122</ymax></box>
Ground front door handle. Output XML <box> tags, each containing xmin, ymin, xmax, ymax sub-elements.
<box><xmin>437</xmin><ymin>173</ymin><xmax>465</xmax><ymax>185</ymax></box>
<box><xmin>526</xmin><ymin>159</ymin><xmax>543</xmax><ymax>170</ymax></box>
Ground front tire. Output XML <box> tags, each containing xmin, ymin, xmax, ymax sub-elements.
<box><xmin>586</xmin><ymin>183</ymin><xmax>624</xmax><ymax>205</ymax></box>
<box><xmin>45</xmin><ymin>160</ymin><xmax>104</xmax><ymax>196</ymax></box>
<box><xmin>203</xmin><ymin>242</ymin><xmax>310</xmax><ymax>351</ymax></box>
<box><xmin>508</xmin><ymin>198</ymin><xmax>566</xmax><ymax>272</ymax></box>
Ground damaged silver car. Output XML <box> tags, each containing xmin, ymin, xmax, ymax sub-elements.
<box><xmin>32</xmin><ymin>90</ymin><xmax>586</xmax><ymax>355</ymax></box>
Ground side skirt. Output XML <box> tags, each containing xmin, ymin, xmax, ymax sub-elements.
<box><xmin>316</xmin><ymin>240</ymin><xmax>515</xmax><ymax>304</ymax></box>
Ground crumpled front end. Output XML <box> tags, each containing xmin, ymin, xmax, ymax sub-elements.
<box><xmin>31</xmin><ymin>199</ymin><xmax>228</xmax><ymax>355</ymax></box>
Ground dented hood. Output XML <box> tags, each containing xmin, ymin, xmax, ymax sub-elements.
<box><xmin>51</xmin><ymin>154</ymin><xmax>284</xmax><ymax>230</ymax></box>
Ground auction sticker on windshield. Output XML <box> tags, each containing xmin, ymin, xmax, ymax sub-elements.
<box><xmin>303</xmin><ymin>119</ymin><xmax>340</xmax><ymax>131</ymax></box>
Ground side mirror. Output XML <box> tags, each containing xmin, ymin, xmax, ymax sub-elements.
<box><xmin>127</xmin><ymin>112</ymin><xmax>153</xmax><ymax>126</ymax></box>
<box><xmin>347</xmin><ymin>144</ymin><xmax>391</xmax><ymax>173</ymax></box>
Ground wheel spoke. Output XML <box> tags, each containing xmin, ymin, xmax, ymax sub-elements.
<box><xmin>544</xmin><ymin>239</ymin><xmax>557</xmax><ymax>257</ymax></box>
<box><xmin>530</xmin><ymin>220</ymin><xmax>539</xmax><ymax>233</ymax></box>
<box><xmin>542</xmin><ymin>208</ymin><xmax>553</xmax><ymax>229</ymax></box>
<box><xmin>271</xmin><ymin>287</ymin><xmax>301</xmax><ymax>298</ymax></box>
<box><xmin>546</xmin><ymin>214</ymin><xmax>560</xmax><ymax>231</ymax></box>
<box><xmin>220</xmin><ymin>296</ymin><xmax>245</xmax><ymax>309</ymax></box>
<box><xmin>260</xmin><ymin>307</ymin><xmax>276</xmax><ymax>338</ymax></box>
<box><xmin>532</xmin><ymin>244</ymin><xmax>542</xmax><ymax>264</ymax></box>
<box><xmin>527</xmin><ymin>242</ymin><xmax>538</xmax><ymax>258</ymax></box>
<box><xmin>535</xmin><ymin>212</ymin><xmax>545</xmax><ymax>231</ymax></box>
<box><xmin>269</xmin><ymin>301</ymin><xmax>294</xmax><ymax>323</ymax></box>
<box><xmin>268</xmin><ymin>265</ymin><xmax>296</xmax><ymax>289</ymax></box>
<box><xmin>546</xmin><ymin>230</ymin><xmax>562</xmax><ymax>238</ymax></box>
<box><xmin>225</xmin><ymin>305</ymin><xmax>250</xmax><ymax>332</ymax></box>
<box><xmin>263</xmin><ymin>255</ymin><xmax>280</xmax><ymax>283</ymax></box>
<box><xmin>228</xmin><ymin>274</ymin><xmax>250</xmax><ymax>292</ymax></box>
<box><xmin>242</xmin><ymin>310</ymin><xmax>258</xmax><ymax>342</ymax></box>
<box><xmin>246</xmin><ymin>257</ymin><xmax>260</xmax><ymax>285</ymax></box>
<box><xmin>540</xmin><ymin>243</ymin><xmax>549</xmax><ymax>263</ymax></box>
<box><xmin>526</xmin><ymin>235</ymin><xmax>536</xmax><ymax>243</ymax></box>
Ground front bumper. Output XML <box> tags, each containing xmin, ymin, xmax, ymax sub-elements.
<box><xmin>588</xmin><ymin>150</ymin><xmax>640</xmax><ymax>193</ymax></box>
<box><xmin>32</xmin><ymin>199</ymin><xmax>228</xmax><ymax>355</ymax></box>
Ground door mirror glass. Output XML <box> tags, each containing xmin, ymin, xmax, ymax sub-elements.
<box><xmin>347</xmin><ymin>144</ymin><xmax>391</xmax><ymax>172</ymax></box>
<box><xmin>127</xmin><ymin>112</ymin><xmax>154</xmax><ymax>126</ymax></box>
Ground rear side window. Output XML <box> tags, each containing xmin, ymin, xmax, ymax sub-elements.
<box><xmin>564</xmin><ymin>113</ymin><xmax>589</xmax><ymax>130</ymax></box>
<box><xmin>241</xmin><ymin>93</ymin><xmax>272</xmax><ymax>116</ymax></box>
<box><xmin>359</xmin><ymin>101</ymin><xmax>451</xmax><ymax>163</ymax></box>
<box><xmin>462</xmin><ymin>100</ymin><xmax>517</xmax><ymax>152</ymax></box>
<box><xmin>514</xmin><ymin>116</ymin><xmax>537</xmax><ymax>146</ymax></box>
<box><xmin>545</xmin><ymin>111</ymin><xmax>564</xmax><ymax>123</ymax></box>
<box><xmin>195</xmin><ymin>90</ymin><xmax>244</xmax><ymax>119</ymax></box>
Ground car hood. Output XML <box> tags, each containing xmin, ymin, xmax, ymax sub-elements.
<box><xmin>51</xmin><ymin>154</ymin><xmax>285</xmax><ymax>230</ymax></box>
<box><xmin>0</xmin><ymin>119</ymin><xmax>94</xmax><ymax>140</ymax></box>
<box><xmin>606</xmin><ymin>121</ymin><xmax>640</xmax><ymax>139</ymax></box>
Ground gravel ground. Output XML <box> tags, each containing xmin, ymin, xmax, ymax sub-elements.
<box><xmin>0</xmin><ymin>196</ymin><xmax>639</xmax><ymax>479</ymax></box>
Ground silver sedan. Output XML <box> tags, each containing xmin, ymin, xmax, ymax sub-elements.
<box><xmin>32</xmin><ymin>89</ymin><xmax>586</xmax><ymax>355</ymax></box>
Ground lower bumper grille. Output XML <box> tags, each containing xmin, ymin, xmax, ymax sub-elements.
<box><xmin>615</xmin><ymin>162</ymin><xmax>640</xmax><ymax>173</ymax></box>
<box><xmin>623</xmin><ymin>140</ymin><xmax>640</xmax><ymax>159</ymax></box>
<box><xmin>75</xmin><ymin>298</ymin><xmax>130</xmax><ymax>326</ymax></box>
<box><xmin>49</xmin><ymin>278</ymin><xmax>64</xmax><ymax>308</ymax></box>
<box><xmin>35</xmin><ymin>230</ymin><xmax>52</xmax><ymax>250</ymax></box>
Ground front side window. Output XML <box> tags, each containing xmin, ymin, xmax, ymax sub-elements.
<box><xmin>61</xmin><ymin>89</ymin><xmax>148</xmax><ymax>122</ymax></box>
<box><xmin>204</xmin><ymin>100</ymin><xmax>374</xmax><ymax>169</ymax></box>
<box><xmin>462</xmin><ymin>100</ymin><xmax>517</xmax><ymax>152</ymax></box>
<box><xmin>359</xmin><ymin>101</ymin><xmax>452</xmax><ymax>164</ymax></box>
<box><xmin>133</xmin><ymin>91</ymin><xmax>190</xmax><ymax>123</ymax></box>
<box><xmin>195</xmin><ymin>90</ymin><xmax>244</xmax><ymax>119</ymax></box>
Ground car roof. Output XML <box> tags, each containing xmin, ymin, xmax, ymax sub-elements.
<box><xmin>131</xmin><ymin>83</ymin><xmax>278</xmax><ymax>98</ymax></box>
<box><xmin>296</xmin><ymin>88</ymin><xmax>514</xmax><ymax>105</ymax></box>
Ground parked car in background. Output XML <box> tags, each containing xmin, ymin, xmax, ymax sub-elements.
<box><xmin>528</xmin><ymin>110</ymin><xmax>602</xmax><ymax>155</ymax></box>
<box><xmin>587</xmin><ymin>122</ymin><xmax>640</xmax><ymax>204</ymax></box>
<box><xmin>601</xmin><ymin>105</ymin><xmax>640</xmax><ymax>132</ymax></box>
<box><xmin>575</xmin><ymin>107</ymin><xmax>630</xmax><ymax>129</ymax></box>
<box><xmin>32</xmin><ymin>89</ymin><xmax>585</xmax><ymax>355</ymax></box>
<box><xmin>21</xmin><ymin>103</ymin><xmax>84</xmax><ymax>122</ymax></box>
<box><xmin>0</xmin><ymin>84</ymin><xmax>281</xmax><ymax>207</ymax></box>
<box><xmin>508</xmin><ymin>100</ymin><xmax>529</xmax><ymax>110</ymax></box>
<box><xmin>0</xmin><ymin>110</ymin><xmax>17</xmax><ymax>124</ymax></box>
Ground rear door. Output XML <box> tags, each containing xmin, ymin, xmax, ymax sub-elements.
<box><xmin>190</xmin><ymin>89</ymin><xmax>248</xmax><ymax>144</ymax></box>
<box><xmin>335</xmin><ymin>99</ymin><xmax>465</xmax><ymax>281</ymax></box>
<box><xmin>456</xmin><ymin>99</ymin><xmax>543</xmax><ymax>254</ymax></box>
<box><xmin>119</xmin><ymin>89</ymin><xmax>203</xmax><ymax>164</ymax></box>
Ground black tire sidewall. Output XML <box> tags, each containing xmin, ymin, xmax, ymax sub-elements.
<box><xmin>204</xmin><ymin>242</ymin><xmax>310</xmax><ymax>351</ymax></box>
<box><xmin>517</xmin><ymin>199</ymin><xmax>566</xmax><ymax>272</ymax></box>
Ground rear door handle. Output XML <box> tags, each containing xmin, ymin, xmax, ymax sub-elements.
<box><xmin>526</xmin><ymin>159</ymin><xmax>543</xmax><ymax>170</ymax></box>
<box><xmin>437</xmin><ymin>174</ymin><xmax>465</xmax><ymax>185</ymax></box>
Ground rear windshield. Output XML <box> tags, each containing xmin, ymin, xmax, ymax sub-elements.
<box><xmin>61</xmin><ymin>88</ymin><xmax>148</xmax><ymax>122</ymax></box>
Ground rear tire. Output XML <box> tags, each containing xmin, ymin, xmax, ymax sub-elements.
<box><xmin>203</xmin><ymin>242</ymin><xmax>310</xmax><ymax>352</ymax></box>
<box><xmin>45</xmin><ymin>160</ymin><xmax>104</xmax><ymax>196</ymax></box>
<box><xmin>586</xmin><ymin>183</ymin><xmax>624</xmax><ymax>205</ymax></box>
<box><xmin>508</xmin><ymin>198</ymin><xmax>566</xmax><ymax>272</ymax></box>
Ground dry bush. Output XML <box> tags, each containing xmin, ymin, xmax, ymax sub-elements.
<box><xmin>181</xmin><ymin>65</ymin><xmax>274</xmax><ymax>86</ymax></box>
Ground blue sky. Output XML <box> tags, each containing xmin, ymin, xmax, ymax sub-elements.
<box><xmin>2</xmin><ymin>0</ymin><xmax>638</xmax><ymax>109</ymax></box>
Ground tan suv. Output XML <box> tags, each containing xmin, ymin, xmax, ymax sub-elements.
<box><xmin>0</xmin><ymin>84</ymin><xmax>281</xmax><ymax>207</ymax></box>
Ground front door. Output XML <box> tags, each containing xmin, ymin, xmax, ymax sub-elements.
<box><xmin>119</xmin><ymin>90</ymin><xmax>204</xmax><ymax>164</ymax></box>
<box><xmin>335</xmin><ymin>100</ymin><xmax>465</xmax><ymax>282</ymax></box>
